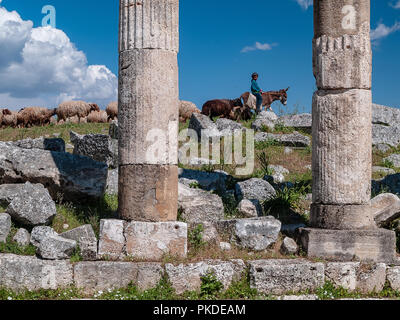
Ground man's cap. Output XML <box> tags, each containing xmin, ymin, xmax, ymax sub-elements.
<box><xmin>252</xmin><ymin>72</ymin><xmax>258</xmax><ymax>77</ymax></box>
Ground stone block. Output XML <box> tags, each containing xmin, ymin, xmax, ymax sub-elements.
<box><xmin>371</xmin><ymin>193</ymin><xmax>400</xmax><ymax>227</ymax></box>
<box><xmin>312</xmin><ymin>89</ymin><xmax>372</xmax><ymax>205</ymax></box>
<box><xmin>386</xmin><ymin>267</ymin><xmax>400</xmax><ymax>291</ymax></box>
<box><xmin>300</xmin><ymin>228</ymin><xmax>397</xmax><ymax>263</ymax></box>
<box><xmin>60</xmin><ymin>225</ymin><xmax>98</xmax><ymax>261</ymax></box>
<box><xmin>124</xmin><ymin>221</ymin><xmax>187</xmax><ymax>260</ymax></box>
<box><xmin>216</xmin><ymin>217</ymin><xmax>281</xmax><ymax>251</ymax></box>
<box><xmin>73</xmin><ymin>261</ymin><xmax>163</xmax><ymax>294</ymax></box>
<box><xmin>0</xmin><ymin>213</ymin><xmax>11</xmax><ymax>243</ymax></box>
<box><xmin>0</xmin><ymin>253</ymin><xmax>73</xmax><ymax>291</ymax></box>
<box><xmin>165</xmin><ymin>260</ymin><xmax>246</xmax><ymax>295</ymax></box>
<box><xmin>119</xmin><ymin>164</ymin><xmax>178</xmax><ymax>222</ymax></box>
<box><xmin>356</xmin><ymin>263</ymin><xmax>386</xmax><ymax>293</ymax></box>
<box><xmin>12</xmin><ymin>228</ymin><xmax>30</xmax><ymax>246</ymax></box>
<box><xmin>249</xmin><ymin>259</ymin><xmax>325</xmax><ymax>295</ymax></box>
<box><xmin>97</xmin><ymin>219</ymin><xmax>126</xmax><ymax>260</ymax></box>
<box><xmin>325</xmin><ymin>262</ymin><xmax>359</xmax><ymax>291</ymax></box>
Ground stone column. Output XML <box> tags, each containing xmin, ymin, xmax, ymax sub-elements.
<box><xmin>300</xmin><ymin>0</ymin><xmax>397</xmax><ymax>262</ymax></box>
<box><xmin>118</xmin><ymin>0</ymin><xmax>179</xmax><ymax>222</ymax></box>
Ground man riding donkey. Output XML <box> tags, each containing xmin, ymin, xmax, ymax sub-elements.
<box><xmin>251</xmin><ymin>72</ymin><xmax>265</xmax><ymax>114</ymax></box>
<box><xmin>244</xmin><ymin>72</ymin><xmax>290</xmax><ymax>114</ymax></box>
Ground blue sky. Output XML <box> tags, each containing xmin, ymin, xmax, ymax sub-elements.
<box><xmin>0</xmin><ymin>0</ymin><xmax>399</xmax><ymax>112</ymax></box>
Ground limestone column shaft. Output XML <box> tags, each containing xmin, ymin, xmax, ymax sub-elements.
<box><xmin>311</xmin><ymin>0</ymin><xmax>374</xmax><ymax>229</ymax></box>
<box><xmin>118</xmin><ymin>0</ymin><xmax>179</xmax><ymax>222</ymax></box>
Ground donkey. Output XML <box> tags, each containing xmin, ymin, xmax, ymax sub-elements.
<box><xmin>201</xmin><ymin>98</ymin><xmax>243</xmax><ymax>121</ymax></box>
<box><xmin>241</xmin><ymin>87</ymin><xmax>290</xmax><ymax>112</ymax></box>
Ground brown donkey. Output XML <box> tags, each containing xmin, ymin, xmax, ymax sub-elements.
<box><xmin>241</xmin><ymin>87</ymin><xmax>290</xmax><ymax>112</ymax></box>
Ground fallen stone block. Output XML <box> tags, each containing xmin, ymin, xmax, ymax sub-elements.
<box><xmin>60</xmin><ymin>225</ymin><xmax>98</xmax><ymax>261</ymax></box>
<box><xmin>238</xmin><ymin>199</ymin><xmax>262</xmax><ymax>218</ymax></box>
<box><xmin>277</xmin><ymin>114</ymin><xmax>312</xmax><ymax>130</ymax></box>
<box><xmin>249</xmin><ymin>259</ymin><xmax>325</xmax><ymax>295</ymax></box>
<box><xmin>0</xmin><ymin>141</ymin><xmax>108</xmax><ymax>202</ymax></box>
<box><xmin>373</xmin><ymin>104</ymin><xmax>400</xmax><ymax>127</ymax></box>
<box><xmin>280</xmin><ymin>237</ymin><xmax>298</xmax><ymax>255</ymax></box>
<box><xmin>10</xmin><ymin>137</ymin><xmax>65</xmax><ymax>153</ymax></box>
<box><xmin>371</xmin><ymin>193</ymin><xmax>400</xmax><ymax>227</ymax></box>
<box><xmin>178</xmin><ymin>168</ymin><xmax>228</xmax><ymax>193</ymax></box>
<box><xmin>105</xmin><ymin>168</ymin><xmax>118</xmax><ymax>195</ymax></box>
<box><xmin>189</xmin><ymin>113</ymin><xmax>221</xmax><ymax>139</ymax></box>
<box><xmin>124</xmin><ymin>221</ymin><xmax>187</xmax><ymax>260</ymax></box>
<box><xmin>372</xmin><ymin>166</ymin><xmax>395</xmax><ymax>175</ymax></box>
<box><xmin>235</xmin><ymin>178</ymin><xmax>276</xmax><ymax>203</ymax></box>
<box><xmin>251</xmin><ymin>111</ymin><xmax>278</xmax><ymax>131</ymax></box>
<box><xmin>73</xmin><ymin>261</ymin><xmax>163</xmax><ymax>294</ymax></box>
<box><xmin>165</xmin><ymin>260</ymin><xmax>246</xmax><ymax>295</ymax></box>
<box><xmin>255</xmin><ymin>132</ymin><xmax>311</xmax><ymax>147</ymax></box>
<box><xmin>97</xmin><ymin>219</ymin><xmax>126</xmax><ymax>260</ymax></box>
<box><xmin>70</xmin><ymin>131</ymin><xmax>118</xmax><ymax>169</ymax></box>
<box><xmin>12</xmin><ymin>228</ymin><xmax>30</xmax><ymax>246</ymax></box>
<box><xmin>0</xmin><ymin>253</ymin><xmax>73</xmax><ymax>291</ymax></box>
<box><xmin>178</xmin><ymin>182</ymin><xmax>224</xmax><ymax>224</ymax></box>
<box><xmin>109</xmin><ymin>120</ymin><xmax>118</xmax><ymax>139</ymax></box>
<box><xmin>216</xmin><ymin>217</ymin><xmax>281</xmax><ymax>251</ymax></box>
<box><xmin>3</xmin><ymin>182</ymin><xmax>56</xmax><ymax>226</ymax></box>
<box><xmin>372</xmin><ymin>124</ymin><xmax>400</xmax><ymax>148</ymax></box>
<box><xmin>0</xmin><ymin>213</ymin><xmax>11</xmax><ymax>243</ymax></box>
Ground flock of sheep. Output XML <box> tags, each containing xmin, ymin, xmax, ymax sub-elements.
<box><xmin>0</xmin><ymin>101</ymin><xmax>118</xmax><ymax>128</ymax></box>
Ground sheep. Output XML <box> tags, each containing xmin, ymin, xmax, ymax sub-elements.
<box><xmin>87</xmin><ymin>110</ymin><xmax>108</xmax><ymax>123</ymax></box>
<box><xmin>17</xmin><ymin>107</ymin><xmax>57</xmax><ymax>128</ymax></box>
<box><xmin>0</xmin><ymin>109</ymin><xmax>11</xmax><ymax>127</ymax></box>
<box><xmin>106</xmin><ymin>101</ymin><xmax>118</xmax><ymax>122</ymax></box>
<box><xmin>179</xmin><ymin>100</ymin><xmax>200</xmax><ymax>122</ymax></box>
<box><xmin>56</xmin><ymin>101</ymin><xmax>100</xmax><ymax>123</ymax></box>
<box><xmin>2</xmin><ymin>110</ymin><xmax>18</xmax><ymax>128</ymax></box>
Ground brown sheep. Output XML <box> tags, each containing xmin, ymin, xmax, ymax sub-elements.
<box><xmin>87</xmin><ymin>110</ymin><xmax>108</xmax><ymax>123</ymax></box>
<box><xmin>106</xmin><ymin>101</ymin><xmax>118</xmax><ymax>122</ymax></box>
<box><xmin>56</xmin><ymin>101</ymin><xmax>100</xmax><ymax>123</ymax></box>
<box><xmin>2</xmin><ymin>110</ymin><xmax>18</xmax><ymax>128</ymax></box>
<box><xmin>179</xmin><ymin>100</ymin><xmax>200</xmax><ymax>122</ymax></box>
<box><xmin>17</xmin><ymin>107</ymin><xmax>57</xmax><ymax>127</ymax></box>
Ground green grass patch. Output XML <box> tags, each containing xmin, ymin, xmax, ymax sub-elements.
<box><xmin>0</xmin><ymin>225</ymin><xmax>36</xmax><ymax>256</ymax></box>
<box><xmin>0</xmin><ymin>287</ymin><xmax>83</xmax><ymax>300</ymax></box>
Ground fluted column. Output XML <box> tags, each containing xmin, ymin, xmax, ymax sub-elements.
<box><xmin>118</xmin><ymin>0</ymin><xmax>179</xmax><ymax>222</ymax></box>
<box><xmin>311</xmin><ymin>0</ymin><xmax>375</xmax><ymax>229</ymax></box>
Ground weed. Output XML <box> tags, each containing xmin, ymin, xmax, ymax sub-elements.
<box><xmin>188</xmin><ymin>224</ymin><xmax>205</xmax><ymax>250</ymax></box>
<box><xmin>382</xmin><ymin>159</ymin><xmax>395</xmax><ymax>169</ymax></box>
<box><xmin>0</xmin><ymin>226</ymin><xmax>36</xmax><ymax>256</ymax></box>
<box><xmin>189</xmin><ymin>182</ymin><xmax>201</xmax><ymax>189</ymax></box>
<box><xmin>200</xmin><ymin>271</ymin><xmax>224</xmax><ymax>299</ymax></box>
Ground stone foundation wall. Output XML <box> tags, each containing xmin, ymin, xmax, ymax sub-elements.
<box><xmin>1</xmin><ymin>254</ymin><xmax>399</xmax><ymax>296</ymax></box>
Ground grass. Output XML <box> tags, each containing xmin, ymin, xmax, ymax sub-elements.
<box><xmin>0</xmin><ymin>287</ymin><xmax>83</xmax><ymax>301</ymax></box>
<box><xmin>0</xmin><ymin>225</ymin><xmax>36</xmax><ymax>256</ymax></box>
<box><xmin>52</xmin><ymin>194</ymin><xmax>118</xmax><ymax>236</ymax></box>
<box><xmin>0</xmin><ymin>122</ymin><xmax>110</xmax><ymax>147</ymax></box>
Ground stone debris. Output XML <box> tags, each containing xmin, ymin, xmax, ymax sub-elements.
<box><xmin>219</xmin><ymin>242</ymin><xmax>232</xmax><ymax>251</ymax></box>
<box><xmin>280</xmin><ymin>237</ymin><xmax>298</xmax><ymax>255</ymax></box>
<box><xmin>178</xmin><ymin>182</ymin><xmax>224</xmax><ymax>224</ymax></box>
<box><xmin>215</xmin><ymin>118</ymin><xmax>244</xmax><ymax>135</ymax></box>
<box><xmin>356</xmin><ymin>263</ymin><xmax>387</xmax><ymax>294</ymax></box>
<box><xmin>178</xmin><ymin>168</ymin><xmax>228</xmax><ymax>193</ymax></box>
<box><xmin>383</xmin><ymin>154</ymin><xmax>400</xmax><ymax>168</ymax></box>
<box><xmin>386</xmin><ymin>267</ymin><xmax>400</xmax><ymax>291</ymax></box>
<box><xmin>10</xmin><ymin>137</ymin><xmax>65</xmax><ymax>152</ymax></box>
<box><xmin>255</xmin><ymin>131</ymin><xmax>311</xmax><ymax>147</ymax></box>
<box><xmin>216</xmin><ymin>217</ymin><xmax>281</xmax><ymax>251</ymax></box>
<box><xmin>372</xmin><ymin>166</ymin><xmax>395</xmax><ymax>175</ymax></box>
<box><xmin>189</xmin><ymin>113</ymin><xmax>221</xmax><ymax>139</ymax></box>
<box><xmin>70</xmin><ymin>131</ymin><xmax>118</xmax><ymax>169</ymax></box>
<box><xmin>371</xmin><ymin>193</ymin><xmax>400</xmax><ymax>227</ymax></box>
<box><xmin>2</xmin><ymin>182</ymin><xmax>56</xmax><ymax>226</ymax></box>
<box><xmin>12</xmin><ymin>228</ymin><xmax>30</xmax><ymax>246</ymax></box>
<box><xmin>105</xmin><ymin>168</ymin><xmax>118</xmax><ymax>195</ymax></box>
<box><xmin>109</xmin><ymin>120</ymin><xmax>118</xmax><ymax>139</ymax></box>
<box><xmin>238</xmin><ymin>199</ymin><xmax>262</xmax><ymax>218</ymax></box>
<box><xmin>0</xmin><ymin>141</ymin><xmax>108</xmax><ymax>202</ymax></box>
<box><xmin>235</xmin><ymin>178</ymin><xmax>276</xmax><ymax>203</ymax></box>
<box><xmin>251</xmin><ymin>111</ymin><xmax>278</xmax><ymax>131</ymax></box>
<box><xmin>277</xmin><ymin>113</ymin><xmax>312</xmax><ymax>130</ymax></box>
<box><xmin>0</xmin><ymin>213</ymin><xmax>11</xmax><ymax>243</ymax></box>
<box><xmin>60</xmin><ymin>225</ymin><xmax>98</xmax><ymax>261</ymax></box>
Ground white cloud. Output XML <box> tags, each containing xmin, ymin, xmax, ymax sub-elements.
<box><xmin>390</xmin><ymin>1</ymin><xmax>400</xmax><ymax>9</ymax></box>
<box><xmin>0</xmin><ymin>5</ymin><xmax>117</xmax><ymax>110</ymax></box>
<box><xmin>295</xmin><ymin>0</ymin><xmax>313</xmax><ymax>10</ymax></box>
<box><xmin>241</xmin><ymin>42</ymin><xmax>277</xmax><ymax>53</ymax></box>
<box><xmin>370</xmin><ymin>22</ymin><xmax>400</xmax><ymax>41</ymax></box>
